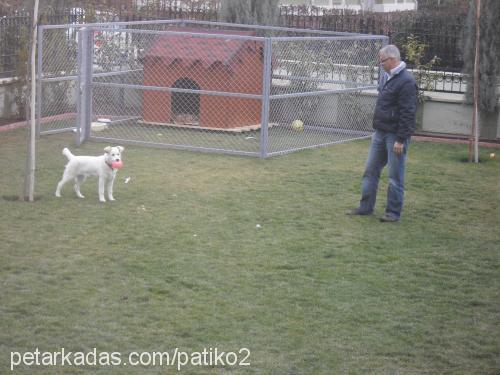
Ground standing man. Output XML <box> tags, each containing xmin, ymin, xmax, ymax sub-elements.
<box><xmin>348</xmin><ymin>44</ymin><xmax>418</xmax><ymax>222</ymax></box>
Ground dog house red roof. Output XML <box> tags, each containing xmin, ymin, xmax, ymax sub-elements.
<box><xmin>141</xmin><ymin>29</ymin><xmax>263</xmax><ymax>129</ymax></box>
<box><xmin>146</xmin><ymin>29</ymin><xmax>256</xmax><ymax>70</ymax></box>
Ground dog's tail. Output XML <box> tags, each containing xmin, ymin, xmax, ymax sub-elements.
<box><xmin>62</xmin><ymin>147</ymin><xmax>74</xmax><ymax>161</ymax></box>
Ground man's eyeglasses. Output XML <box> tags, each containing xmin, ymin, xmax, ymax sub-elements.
<box><xmin>379</xmin><ymin>57</ymin><xmax>391</xmax><ymax>64</ymax></box>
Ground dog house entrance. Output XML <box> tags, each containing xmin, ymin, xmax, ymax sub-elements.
<box><xmin>171</xmin><ymin>78</ymin><xmax>200</xmax><ymax>126</ymax></box>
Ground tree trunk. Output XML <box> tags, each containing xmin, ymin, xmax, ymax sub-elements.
<box><xmin>23</xmin><ymin>0</ymin><xmax>40</xmax><ymax>201</ymax></box>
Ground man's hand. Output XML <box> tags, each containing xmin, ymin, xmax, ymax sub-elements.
<box><xmin>393</xmin><ymin>141</ymin><xmax>404</xmax><ymax>155</ymax></box>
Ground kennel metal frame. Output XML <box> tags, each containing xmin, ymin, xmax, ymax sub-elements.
<box><xmin>37</xmin><ymin>20</ymin><xmax>388</xmax><ymax>157</ymax></box>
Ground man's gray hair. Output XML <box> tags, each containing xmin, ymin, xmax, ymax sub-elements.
<box><xmin>380</xmin><ymin>45</ymin><xmax>401</xmax><ymax>60</ymax></box>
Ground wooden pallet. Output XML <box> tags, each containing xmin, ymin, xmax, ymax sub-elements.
<box><xmin>137</xmin><ymin>120</ymin><xmax>276</xmax><ymax>133</ymax></box>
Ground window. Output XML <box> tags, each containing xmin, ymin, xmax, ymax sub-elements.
<box><xmin>313</xmin><ymin>0</ymin><xmax>331</xmax><ymax>6</ymax></box>
<box><xmin>282</xmin><ymin>0</ymin><xmax>305</xmax><ymax>5</ymax></box>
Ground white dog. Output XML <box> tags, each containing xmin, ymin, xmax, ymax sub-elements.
<box><xmin>55</xmin><ymin>146</ymin><xmax>124</xmax><ymax>202</ymax></box>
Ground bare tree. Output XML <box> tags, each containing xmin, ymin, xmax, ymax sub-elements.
<box><xmin>463</xmin><ymin>0</ymin><xmax>500</xmax><ymax>162</ymax></box>
<box><xmin>220</xmin><ymin>0</ymin><xmax>280</xmax><ymax>26</ymax></box>
<box><xmin>22</xmin><ymin>0</ymin><xmax>39</xmax><ymax>201</ymax></box>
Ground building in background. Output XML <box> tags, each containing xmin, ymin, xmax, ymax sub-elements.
<box><xmin>280</xmin><ymin>0</ymin><xmax>417</xmax><ymax>12</ymax></box>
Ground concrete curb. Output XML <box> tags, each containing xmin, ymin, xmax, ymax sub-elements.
<box><xmin>0</xmin><ymin>113</ymin><xmax>76</xmax><ymax>133</ymax></box>
<box><xmin>0</xmin><ymin>121</ymin><xmax>26</xmax><ymax>132</ymax></box>
<box><xmin>413</xmin><ymin>135</ymin><xmax>500</xmax><ymax>149</ymax></box>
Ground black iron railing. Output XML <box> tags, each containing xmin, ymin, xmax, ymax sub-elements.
<box><xmin>1</xmin><ymin>5</ymin><xmax>468</xmax><ymax>93</ymax></box>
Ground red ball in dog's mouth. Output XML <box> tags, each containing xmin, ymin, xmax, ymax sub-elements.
<box><xmin>111</xmin><ymin>161</ymin><xmax>123</xmax><ymax>169</ymax></box>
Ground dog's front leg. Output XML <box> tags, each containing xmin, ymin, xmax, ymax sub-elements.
<box><xmin>55</xmin><ymin>172</ymin><xmax>72</xmax><ymax>197</ymax></box>
<box><xmin>107</xmin><ymin>176</ymin><xmax>115</xmax><ymax>201</ymax></box>
<box><xmin>98</xmin><ymin>177</ymin><xmax>106</xmax><ymax>202</ymax></box>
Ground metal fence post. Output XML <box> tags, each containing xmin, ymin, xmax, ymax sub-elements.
<box><xmin>76</xmin><ymin>27</ymin><xmax>93</xmax><ymax>146</ymax></box>
<box><xmin>259</xmin><ymin>38</ymin><xmax>272</xmax><ymax>158</ymax></box>
<box><xmin>35</xmin><ymin>26</ymin><xmax>43</xmax><ymax>139</ymax></box>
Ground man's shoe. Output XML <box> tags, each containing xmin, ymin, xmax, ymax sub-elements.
<box><xmin>379</xmin><ymin>213</ymin><xmax>400</xmax><ymax>222</ymax></box>
<box><xmin>346</xmin><ymin>208</ymin><xmax>373</xmax><ymax>216</ymax></box>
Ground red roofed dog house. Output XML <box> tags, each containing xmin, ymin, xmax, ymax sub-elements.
<box><xmin>142</xmin><ymin>29</ymin><xmax>263</xmax><ymax>130</ymax></box>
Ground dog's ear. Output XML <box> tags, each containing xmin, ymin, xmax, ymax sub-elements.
<box><xmin>117</xmin><ymin>146</ymin><xmax>124</xmax><ymax>153</ymax></box>
<box><xmin>104</xmin><ymin>146</ymin><xmax>112</xmax><ymax>154</ymax></box>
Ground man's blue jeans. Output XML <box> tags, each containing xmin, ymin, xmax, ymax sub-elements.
<box><xmin>358</xmin><ymin>130</ymin><xmax>410</xmax><ymax>218</ymax></box>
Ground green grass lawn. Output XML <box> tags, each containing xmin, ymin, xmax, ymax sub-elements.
<box><xmin>1</xmin><ymin>129</ymin><xmax>499</xmax><ymax>374</ymax></box>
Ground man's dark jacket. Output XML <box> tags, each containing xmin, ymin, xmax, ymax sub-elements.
<box><xmin>373</xmin><ymin>67</ymin><xmax>418</xmax><ymax>143</ymax></box>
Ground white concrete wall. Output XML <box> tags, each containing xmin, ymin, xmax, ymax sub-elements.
<box><xmin>300</xmin><ymin>89</ymin><xmax>500</xmax><ymax>140</ymax></box>
<box><xmin>422</xmin><ymin>92</ymin><xmax>500</xmax><ymax>139</ymax></box>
